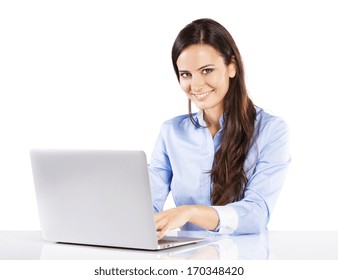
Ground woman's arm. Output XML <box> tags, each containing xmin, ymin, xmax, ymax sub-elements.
<box><xmin>223</xmin><ymin>116</ymin><xmax>290</xmax><ymax>234</ymax></box>
<box><xmin>148</xmin><ymin>124</ymin><xmax>173</xmax><ymax>213</ymax></box>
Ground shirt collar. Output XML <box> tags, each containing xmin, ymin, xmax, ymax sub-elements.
<box><xmin>194</xmin><ymin>110</ymin><xmax>226</xmax><ymax>128</ymax></box>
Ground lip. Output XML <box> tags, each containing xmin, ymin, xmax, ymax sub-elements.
<box><xmin>192</xmin><ymin>90</ymin><xmax>213</xmax><ymax>101</ymax></box>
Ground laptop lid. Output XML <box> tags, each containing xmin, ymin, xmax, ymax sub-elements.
<box><xmin>30</xmin><ymin>149</ymin><xmax>162</xmax><ymax>250</ymax></box>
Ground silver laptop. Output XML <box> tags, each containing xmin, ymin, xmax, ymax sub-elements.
<box><xmin>30</xmin><ymin>149</ymin><xmax>206</xmax><ymax>250</ymax></box>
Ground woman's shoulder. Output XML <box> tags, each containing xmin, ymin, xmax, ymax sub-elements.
<box><xmin>157</xmin><ymin>113</ymin><xmax>197</xmax><ymax>139</ymax></box>
<box><xmin>255</xmin><ymin>107</ymin><xmax>287</xmax><ymax>126</ymax></box>
<box><xmin>254</xmin><ymin>107</ymin><xmax>289</xmax><ymax>139</ymax></box>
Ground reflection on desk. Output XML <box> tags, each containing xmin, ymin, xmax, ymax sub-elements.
<box><xmin>1</xmin><ymin>230</ymin><xmax>338</xmax><ymax>260</ymax></box>
<box><xmin>40</xmin><ymin>231</ymin><xmax>269</xmax><ymax>260</ymax></box>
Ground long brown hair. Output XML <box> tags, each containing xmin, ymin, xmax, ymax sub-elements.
<box><xmin>172</xmin><ymin>18</ymin><xmax>256</xmax><ymax>205</ymax></box>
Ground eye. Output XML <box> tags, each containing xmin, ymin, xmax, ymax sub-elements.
<box><xmin>179</xmin><ymin>72</ymin><xmax>191</xmax><ymax>78</ymax></box>
<box><xmin>202</xmin><ymin>68</ymin><xmax>214</xmax><ymax>74</ymax></box>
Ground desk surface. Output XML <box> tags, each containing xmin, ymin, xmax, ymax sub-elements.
<box><xmin>1</xmin><ymin>231</ymin><xmax>338</xmax><ymax>260</ymax></box>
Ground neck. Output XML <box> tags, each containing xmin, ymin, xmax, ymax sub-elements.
<box><xmin>203</xmin><ymin>108</ymin><xmax>223</xmax><ymax>138</ymax></box>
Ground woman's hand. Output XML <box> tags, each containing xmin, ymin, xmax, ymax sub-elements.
<box><xmin>155</xmin><ymin>206</ymin><xmax>192</xmax><ymax>240</ymax></box>
<box><xmin>154</xmin><ymin>205</ymin><xmax>219</xmax><ymax>240</ymax></box>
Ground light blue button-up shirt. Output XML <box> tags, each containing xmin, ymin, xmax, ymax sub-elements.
<box><xmin>149</xmin><ymin>107</ymin><xmax>290</xmax><ymax>234</ymax></box>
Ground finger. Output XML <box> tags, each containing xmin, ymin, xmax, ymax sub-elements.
<box><xmin>157</xmin><ymin>226</ymin><xmax>169</xmax><ymax>241</ymax></box>
<box><xmin>155</xmin><ymin>216</ymin><xmax>167</xmax><ymax>231</ymax></box>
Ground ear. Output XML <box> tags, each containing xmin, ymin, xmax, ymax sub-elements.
<box><xmin>228</xmin><ymin>57</ymin><xmax>237</xmax><ymax>78</ymax></box>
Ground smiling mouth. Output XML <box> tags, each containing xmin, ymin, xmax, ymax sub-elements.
<box><xmin>192</xmin><ymin>90</ymin><xmax>213</xmax><ymax>100</ymax></box>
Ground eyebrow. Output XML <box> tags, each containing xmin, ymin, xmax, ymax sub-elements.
<box><xmin>178</xmin><ymin>64</ymin><xmax>215</xmax><ymax>73</ymax></box>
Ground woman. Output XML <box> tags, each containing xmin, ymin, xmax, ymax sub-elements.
<box><xmin>149</xmin><ymin>18</ymin><xmax>290</xmax><ymax>240</ymax></box>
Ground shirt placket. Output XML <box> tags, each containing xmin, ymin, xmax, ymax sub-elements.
<box><xmin>199</xmin><ymin>128</ymin><xmax>215</xmax><ymax>205</ymax></box>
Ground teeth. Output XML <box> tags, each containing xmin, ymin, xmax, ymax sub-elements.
<box><xmin>193</xmin><ymin>90</ymin><xmax>212</xmax><ymax>99</ymax></box>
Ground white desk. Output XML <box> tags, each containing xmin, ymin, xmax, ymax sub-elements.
<box><xmin>1</xmin><ymin>231</ymin><xmax>337</xmax><ymax>260</ymax></box>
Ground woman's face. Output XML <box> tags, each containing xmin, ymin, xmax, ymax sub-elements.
<box><xmin>176</xmin><ymin>44</ymin><xmax>236</xmax><ymax>115</ymax></box>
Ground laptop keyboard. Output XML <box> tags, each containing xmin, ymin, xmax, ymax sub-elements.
<box><xmin>158</xmin><ymin>239</ymin><xmax>179</xmax><ymax>244</ymax></box>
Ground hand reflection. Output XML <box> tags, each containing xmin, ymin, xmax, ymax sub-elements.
<box><xmin>165</xmin><ymin>230</ymin><xmax>269</xmax><ymax>260</ymax></box>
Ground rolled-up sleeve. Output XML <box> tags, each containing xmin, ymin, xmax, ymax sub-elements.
<box><xmin>213</xmin><ymin>117</ymin><xmax>290</xmax><ymax>234</ymax></box>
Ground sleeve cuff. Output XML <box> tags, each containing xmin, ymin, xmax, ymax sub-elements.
<box><xmin>211</xmin><ymin>205</ymin><xmax>238</xmax><ymax>234</ymax></box>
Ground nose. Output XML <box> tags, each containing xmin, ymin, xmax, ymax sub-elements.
<box><xmin>191</xmin><ymin>74</ymin><xmax>205</xmax><ymax>92</ymax></box>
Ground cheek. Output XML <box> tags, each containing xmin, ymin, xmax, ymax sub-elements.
<box><xmin>206</xmin><ymin>74</ymin><xmax>222</xmax><ymax>86</ymax></box>
<box><xmin>206</xmin><ymin>74</ymin><xmax>228</xmax><ymax>90</ymax></box>
<box><xmin>179</xmin><ymin>80</ymin><xmax>191</xmax><ymax>94</ymax></box>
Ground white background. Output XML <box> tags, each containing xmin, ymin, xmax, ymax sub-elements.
<box><xmin>0</xmin><ymin>0</ymin><xmax>337</xmax><ymax>231</ymax></box>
